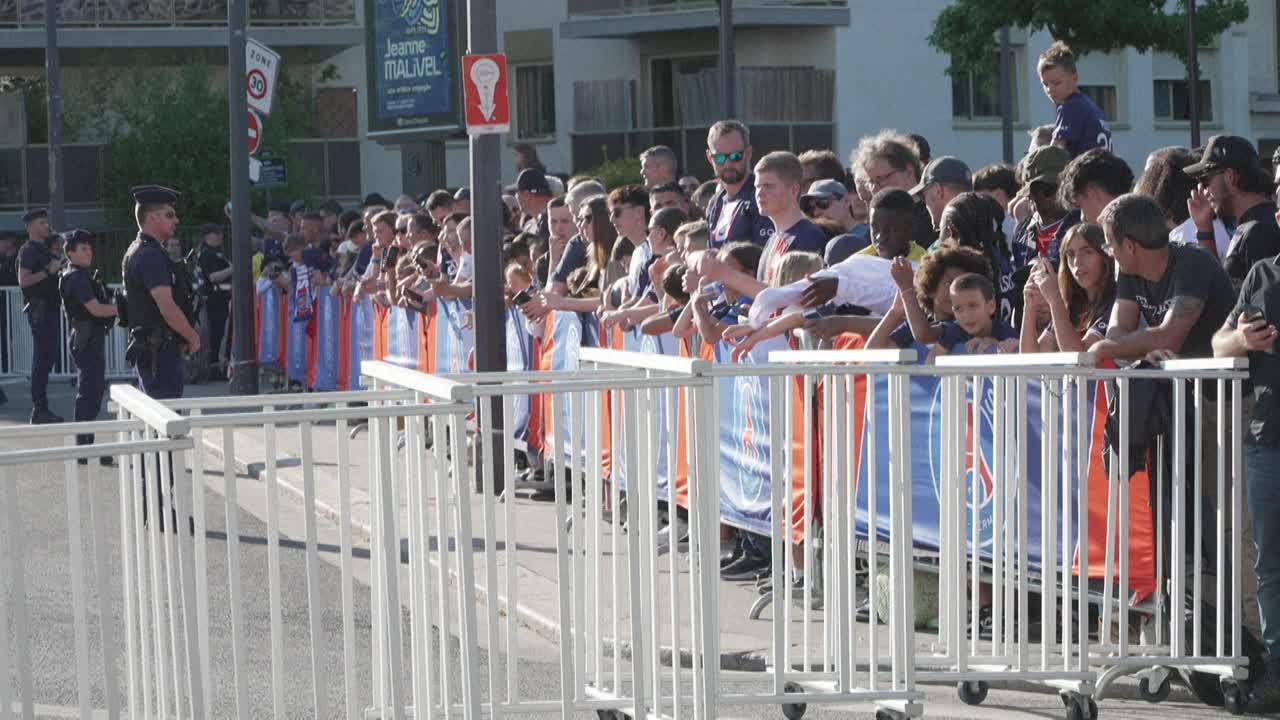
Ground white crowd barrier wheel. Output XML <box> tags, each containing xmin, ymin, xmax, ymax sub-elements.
<box><xmin>1138</xmin><ymin>674</ymin><xmax>1172</xmax><ymax>703</ymax></box>
<box><xmin>957</xmin><ymin>680</ymin><xmax>988</xmax><ymax>706</ymax></box>
<box><xmin>1221</xmin><ymin>680</ymin><xmax>1245</xmax><ymax>715</ymax></box>
<box><xmin>782</xmin><ymin>681</ymin><xmax>807</xmax><ymax>719</ymax></box>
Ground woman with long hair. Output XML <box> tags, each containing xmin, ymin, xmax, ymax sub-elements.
<box><xmin>542</xmin><ymin>195</ymin><xmax>618</xmax><ymax>313</ymax></box>
<box><xmin>1019</xmin><ymin>223</ymin><xmax>1116</xmax><ymax>352</ymax></box>
<box><xmin>937</xmin><ymin>191</ymin><xmax>1024</xmax><ymax>324</ymax></box>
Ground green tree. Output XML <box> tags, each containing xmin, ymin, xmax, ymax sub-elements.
<box><xmin>91</xmin><ymin>62</ymin><xmax>320</xmax><ymax>228</ymax></box>
<box><xmin>930</xmin><ymin>0</ymin><xmax>1249</xmax><ymax>73</ymax></box>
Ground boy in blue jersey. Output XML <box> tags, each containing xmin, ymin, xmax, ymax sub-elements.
<box><xmin>1038</xmin><ymin>41</ymin><xmax>1112</xmax><ymax>158</ymax></box>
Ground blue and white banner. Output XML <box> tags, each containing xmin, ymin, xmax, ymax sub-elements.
<box><xmin>313</xmin><ymin>293</ymin><xmax>341</xmax><ymax>391</ymax></box>
<box><xmin>385</xmin><ymin>306</ymin><xmax>419</xmax><ymax>368</ymax></box>
<box><xmin>367</xmin><ymin>0</ymin><xmax>457</xmax><ymax>134</ymax></box>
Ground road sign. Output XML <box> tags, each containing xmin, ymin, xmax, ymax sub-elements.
<box><xmin>251</xmin><ymin>157</ymin><xmax>287</xmax><ymax>189</ymax></box>
<box><xmin>247</xmin><ymin>110</ymin><xmax>262</xmax><ymax>155</ymax></box>
<box><xmin>462</xmin><ymin>53</ymin><xmax>509</xmax><ymax>135</ymax></box>
<box><xmin>246</xmin><ymin>38</ymin><xmax>281</xmax><ymax>116</ymax></box>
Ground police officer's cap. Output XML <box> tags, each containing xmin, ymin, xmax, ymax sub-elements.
<box><xmin>269</xmin><ymin>200</ymin><xmax>292</xmax><ymax>214</ymax></box>
<box><xmin>60</xmin><ymin>228</ymin><xmax>94</xmax><ymax>251</ymax></box>
<box><xmin>21</xmin><ymin>208</ymin><xmax>48</xmax><ymax>224</ymax></box>
<box><xmin>131</xmin><ymin>185</ymin><xmax>180</xmax><ymax>205</ymax></box>
<box><xmin>198</xmin><ymin>223</ymin><xmax>222</xmax><ymax>236</ymax></box>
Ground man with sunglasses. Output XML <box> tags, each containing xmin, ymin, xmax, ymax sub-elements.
<box><xmin>703</xmin><ymin>120</ymin><xmax>773</xmax><ymax>250</ymax></box>
<box><xmin>804</xmin><ymin>179</ymin><xmax>871</xmax><ymax>263</ymax></box>
<box><xmin>1185</xmin><ymin>135</ymin><xmax>1280</xmax><ymax>291</ymax></box>
<box><xmin>122</xmin><ymin>185</ymin><xmax>200</xmax><ymax>400</ymax></box>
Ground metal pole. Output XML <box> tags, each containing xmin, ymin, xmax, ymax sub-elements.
<box><xmin>999</xmin><ymin>25</ymin><xmax>1014</xmax><ymax>163</ymax></box>
<box><xmin>468</xmin><ymin>0</ymin><xmax>505</xmax><ymax>495</ymax></box>
<box><xmin>227</xmin><ymin>0</ymin><xmax>258</xmax><ymax>394</ymax></box>
<box><xmin>1187</xmin><ymin>0</ymin><xmax>1201</xmax><ymax>147</ymax></box>
<box><xmin>44</xmin><ymin>0</ymin><xmax>64</xmax><ymax>230</ymax></box>
<box><xmin>719</xmin><ymin>0</ymin><xmax>735</xmax><ymax>117</ymax></box>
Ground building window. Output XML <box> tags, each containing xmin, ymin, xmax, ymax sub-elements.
<box><xmin>1153</xmin><ymin>79</ymin><xmax>1212</xmax><ymax>121</ymax></box>
<box><xmin>514</xmin><ymin>64</ymin><xmax>556</xmax><ymax>140</ymax></box>
<box><xmin>951</xmin><ymin>52</ymin><xmax>1019</xmax><ymax>121</ymax></box>
<box><xmin>290</xmin><ymin>140</ymin><xmax>362</xmax><ymax>199</ymax></box>
<box><xmin>1079</xmin><ymin>85</ymin><xmax>1118</xmax><ymax>122</ymax></box>
<box><xmin>651</xmin><ymin>55</ymin><xmax>717</xmax><ymax>127</ymax></box>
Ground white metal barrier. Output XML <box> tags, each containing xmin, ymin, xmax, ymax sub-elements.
<box><xmin>0</xmin><ymin>351</ymin><xmax>1254</xmax><ymax>720</ymax></box>
<box><xmin>2</xmin><ymin>286</ymin><xmax>133</xmax><ymax>379</ymax></box>
<box><xmin>0</xmin><ymin>384</ymin><xmax>193</xmax><ymax>719</ymax></box>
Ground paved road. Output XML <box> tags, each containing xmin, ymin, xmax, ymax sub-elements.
<box><xmin>0</xmin><ymin>379</ymin><xmax>1260</xmax><ymax>718</ymax></box>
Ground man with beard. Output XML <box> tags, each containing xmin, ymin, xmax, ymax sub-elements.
<box><xmin>702</xmin><ymin>120</ymin><xmax>773</xmax><ymax>249</ymax></box>
<box><xmin>1185</xmin><ymin>135</ymin><xmax>1280</xmax><ymax>290</ymax></box>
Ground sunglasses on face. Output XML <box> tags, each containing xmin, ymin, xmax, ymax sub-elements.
<box><xmin>711</xmin><ymin>151</ymin><xmax>745</xmax><ymax>165</ymax></box>
<box><xmin>806</xmin><ymin>198</ymin><xmax>834</xmax><ymax>211</ymax></box>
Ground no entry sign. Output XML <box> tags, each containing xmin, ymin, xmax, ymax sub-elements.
<box><xmin>246</xmin><ymin>38</ymin><xmax>280</xmax><ymax>116</ymax></box>
<box><xmin>247</xmin><ymin>110</ymin><xmax>262</xmax><ymax>155</ymax></box>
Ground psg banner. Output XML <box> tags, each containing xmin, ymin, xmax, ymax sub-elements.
<box><xmin>505</xmin><ymin>307</ymin><xmax>533</xmax><ymax>440</ymax></box>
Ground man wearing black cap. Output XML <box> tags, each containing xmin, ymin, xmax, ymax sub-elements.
<box><xmin>59</xmin><ymin>230</ymin><xmax>117</xmax><ymax>462</ymax></box>
<box><xmin>511</xmin><ymin>168</ymin><xmax>551</xmax><ymax>240</ymax></box>
<box><xmin>17</xmin><ymin>207</ymin><xmax>64</xmax><ymax>423</ymax></box>
<box><xmin>122</xmin><ymin>186</ymin><xmax>200</xmax><ymax>399</ymax></box>
<box><xmin>196</xmin><ymin>224</ymin><xmax>232</xmax><ymax>379</ymax></box>
<box><xmin>1185</xmin><ymin>135</ymin><xmax>1280</xmax><ymax>290</ymax></box>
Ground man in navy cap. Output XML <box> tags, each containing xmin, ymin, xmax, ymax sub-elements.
<box><xmin>122</xmin><ymin>186</ymin><xmax>199</xmax><ymax>399</ymax></box>
<box><xmin>510</xmin><ymin>168</ymin><xmax>551</xmax><ymax>239</ymax></box>
<box><xmin>17</xmin><ymin>207</ymin><xmax>64</xmax><ymax>423</ymax></box>
<box><xmin>59</xmin><ymin>229</ymin><xmax>117</xmax><ymax>463</ymax></box>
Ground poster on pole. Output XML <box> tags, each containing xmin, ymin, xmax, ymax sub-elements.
<box><xmin>366</xmin><ymin>0</ymin><xmax>464</xmax><ymax>137</ymax></box>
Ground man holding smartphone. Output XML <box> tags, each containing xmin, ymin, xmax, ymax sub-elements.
<box><xmin>1214</xmin><ymin>236</ymin><xmax>1280</xmax><ymax>712</ymax></box>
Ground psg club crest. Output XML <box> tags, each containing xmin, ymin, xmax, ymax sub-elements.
<box><xmin>928</xmin><ymin>377</ymin><xmax>1004</xmax><ymax>550</ymax></box>
<box><xmin>727</xmin><ymin>374</ymin><xmax>769</xmax><ymax>509</ymax></box>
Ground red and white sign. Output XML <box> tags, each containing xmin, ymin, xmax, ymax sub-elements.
<box><xmin>247</xmin><ymin>110</ymin><xmax>262</xmax><ymax>155</ymax></box>
<box><xmin>462</xmin><ymin>53</ymin><xmax>509</xmax><ymax>136</ymax></box>
<box><xmin>246</xmin><ymin>37</ymin><xmax>280</xmax><ymax>116</ymax></box>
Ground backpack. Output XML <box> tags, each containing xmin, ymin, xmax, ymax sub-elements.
<box><xmin>1102</xmin><ymin>359</ymin><xmax>1173</xmax><ymax>475</ymax></box>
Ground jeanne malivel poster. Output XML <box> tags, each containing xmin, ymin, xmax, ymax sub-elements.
<box><xmin>367</xmin><ymin>0</ymin><xmax>460</xmax><ymax>136</ymax></box>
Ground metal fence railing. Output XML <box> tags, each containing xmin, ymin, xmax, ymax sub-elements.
<box><xmin>0</xmin><ymin>351</ymin><xmax>1254</xmax><ymax>719</ymax></box>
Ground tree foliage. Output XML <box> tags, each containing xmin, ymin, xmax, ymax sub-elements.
<box><xmin>91</xmin><ymin>63</ymin><xmax>320</xmax><ymax>228</ymax></box>
<box><xmin>930</xmin><ymin>0</ymin><xmax>1249</xmax><ymax>73</ymax></box>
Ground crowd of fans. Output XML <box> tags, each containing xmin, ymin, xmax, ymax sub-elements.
<box><xmin>205</xmin><ymin>41</ymin><xmax>1280</xmax><ymax>708</ymax></box>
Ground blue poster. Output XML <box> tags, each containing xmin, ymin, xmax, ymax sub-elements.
<box><xmin>369</xmin><ymin>0</ymin><xmax>455</xmax><ymax>132</ymax></box>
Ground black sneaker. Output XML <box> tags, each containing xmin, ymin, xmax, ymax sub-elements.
<box><xmin>30</xmin><ymin>404</ymin><xmax>63</xmax><ymax>424</ymax></box>
<box><xmin>721</xmin><ymin>553</ymin><xmax>770</xmax><ymax>581</ymax></box>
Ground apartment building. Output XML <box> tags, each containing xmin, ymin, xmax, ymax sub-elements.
<box><xmin>3</xmin><ymin>0</ymin><xmax>1279</xmax><ymax>228</ymax></box>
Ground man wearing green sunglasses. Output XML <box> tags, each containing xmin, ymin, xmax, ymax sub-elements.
<box><xmin>704</xmin><ymin>120</ymin><xmax>774</xmax><ymax>251</ymax></box>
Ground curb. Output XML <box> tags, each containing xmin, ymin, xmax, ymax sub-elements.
<box><xmin>199</xmin><ymin>433</ymin><xmax>768</xmax><ymax>672</ymax></box>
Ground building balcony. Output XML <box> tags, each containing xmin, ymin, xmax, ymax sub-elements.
<box><xmin>562</xmin><ymin>0</ymin><xmax>848</xmax><ymax>39</ymax></box>
<box><xmin>0</xmin><ymin>0</ymin><xmax>355</xmax><ymax>28</ymax></box>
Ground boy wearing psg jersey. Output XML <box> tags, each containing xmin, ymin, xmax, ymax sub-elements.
<box><xmin>1038</xmin><ymin>42</ymin><xmax>1112</xmax><ymax>158</ymax></box>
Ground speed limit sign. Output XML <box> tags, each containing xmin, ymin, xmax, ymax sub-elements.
<box><xmin>245</xmin><ymin>38</ymin><xmax>280</xmax><ymax>115</ymax></box>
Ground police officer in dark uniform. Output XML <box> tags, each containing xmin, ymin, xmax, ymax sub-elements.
<box><xmin>122</xmin><ymin>186</ymin><xmax>199</xmax><ymax>399</ymax></box>
<box><xmin>0</xmin><ymin>231</ymin><xmax>18</xmax><ymax>400</ymax></box>
<box><xmin>196</xmin><ymin>224</ymin><xmax>232</xmax><ymax>379</ymax></box>
<box><xmin>59</xmin><ymin>230</ymin><xmax>118</xmax><ymax>464</ymax></box>
<box><xmin>17</xmin><ymin>207</ymin><xmax>65</xmax><ymax>423</ymax></box>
